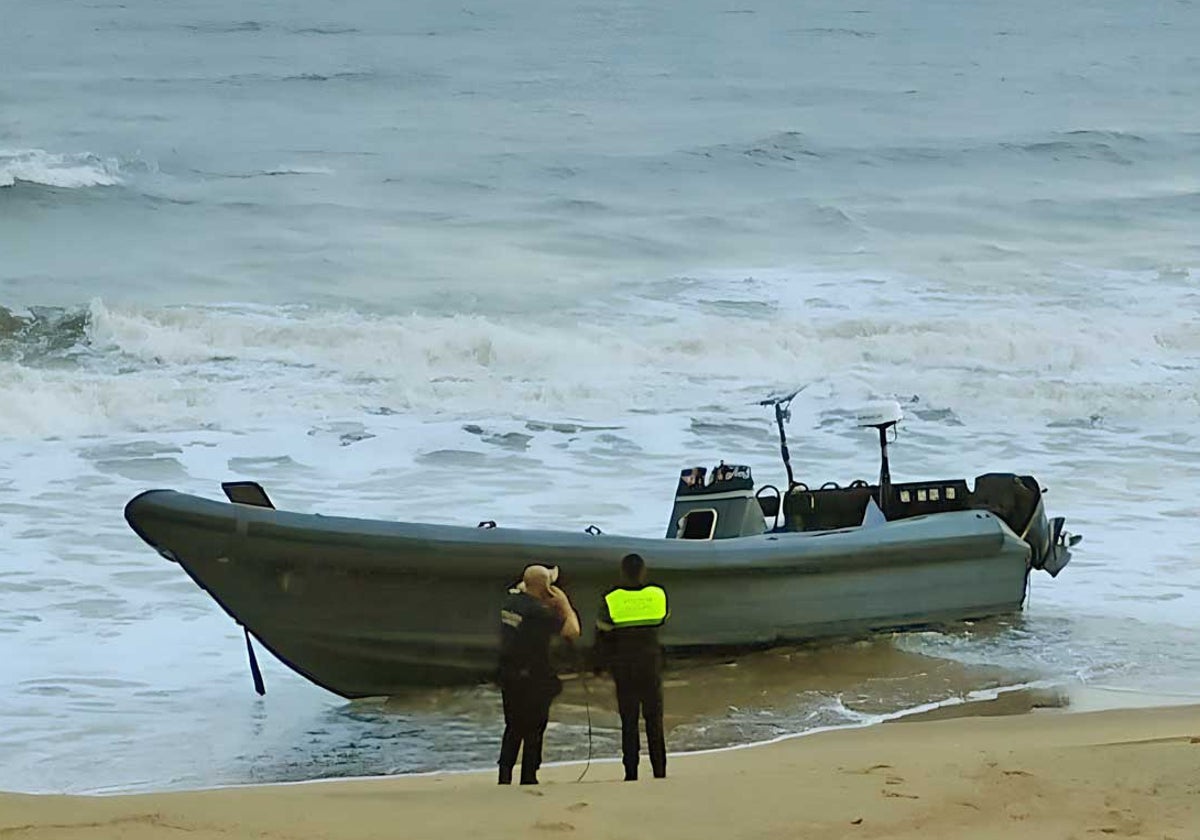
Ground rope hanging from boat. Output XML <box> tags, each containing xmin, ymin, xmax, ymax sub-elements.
<box><xmin>568</xmin><ymin>641</ymin><xmax>593</xmax><ymax>783</ymax></box>
<box><xmin>574</xmin><ymin>670</ymin><xmax>593</xmax><ymax>783</ymax></box>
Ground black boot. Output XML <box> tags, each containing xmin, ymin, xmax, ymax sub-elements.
<box><xmin>498</xmin><ymin>766</ymin><xmax>513</xmax><ymax>785</ymax></box>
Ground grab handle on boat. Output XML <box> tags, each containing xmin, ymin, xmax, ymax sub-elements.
<box><xmin>477</xmin><ymin>520</ymin><xmax>497</xmax><ymax>529</ymax></box>
<box><xmin>755</xmin><ymin>485</ymin><xmax>782</xmax><ymax>531</ymax></box>
<box><xmin>585</xmin><ymin>525</ymin><xmax>603</xmax><ymax>535</ymax></box>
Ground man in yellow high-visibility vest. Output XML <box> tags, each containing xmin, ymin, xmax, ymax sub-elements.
<box><xmin>593</xmin><ymin>553</ymin><xmax>669</xmax><ymax>780</ymax></box>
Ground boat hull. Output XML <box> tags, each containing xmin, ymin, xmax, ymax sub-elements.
<box><xmin>125</xmin><ymin>490</ymin><xmax>1032</xmax><ymax>697</ymax></box>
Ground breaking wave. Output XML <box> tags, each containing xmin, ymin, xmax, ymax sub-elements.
<box><xmin>1</xmin><ymin>275</ymin><xmax>1197</xmax><ymax>438</ymax></box>
<box><xmin>0</xmin><ymin>149</ymin><xmax>123</xmax><ymax>189</ymax></box>
<box><xmin>0</xmin><ymin>306</ymin><xmax>91</xmax><ymax>362</ymax></box>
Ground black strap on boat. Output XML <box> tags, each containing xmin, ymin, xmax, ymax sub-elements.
<box><xmin>243</xmin><ymin>626</ymin><xmax>266</xmax><ymax>696</ymax></box>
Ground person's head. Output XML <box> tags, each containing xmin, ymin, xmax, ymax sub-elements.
<box><xmin>520</xmin><ymin>564</ymin><xmax>558</xmax><ymax>597</ymax></box>
<box><xmin>619</xmin><ymin>553</ymin><xmax>646</xmax><ymax>586</ymax></box>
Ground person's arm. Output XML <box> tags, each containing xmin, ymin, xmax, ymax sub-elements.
<box><xmin>595</xmin><ymin>595</ymin><xmax>614</xmax><ymax>631</ymax></box>
<box><xmin>547</xmin><ymin>585</ymin><xmax>581</xmax><ymax>641</ymax></box>
<box><xmin>592</xmin><ymin>595</ymin><xmax>613</xmax><ymax>674</ymax></box>
<box><xmin>561</xmin><ymin>608</ymin><xmax>582</xmax><ymax>641</ymax></box>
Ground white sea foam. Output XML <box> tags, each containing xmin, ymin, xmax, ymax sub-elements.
<box><xmin>0</xmin><ymin>149</ymin><xmax>122</xmax><ymax>188</ymax></box>
<box><xmin>58</xmin><ymin>282</ymin><xmax>1198</xmax><ymax>436</ymax></box>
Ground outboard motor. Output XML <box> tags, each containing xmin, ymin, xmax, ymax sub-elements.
<box><xmin>665</xmin><ymin>462</ymin><xmax>768</xmax><ymax>540</ymax></box>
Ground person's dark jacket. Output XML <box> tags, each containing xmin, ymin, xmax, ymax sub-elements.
<box><xmin>499</xmin><ymin>588</ymin><xmax>564</xmax><ymax>686</ymax></box>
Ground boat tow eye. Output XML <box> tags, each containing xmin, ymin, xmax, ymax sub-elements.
<box><xmin>584</xmin><ymin>525</ymin><xmax>603</xmax><ymax>535</ymax></box>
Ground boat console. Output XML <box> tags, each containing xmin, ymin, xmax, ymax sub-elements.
<box><xmin>665</xmin><ymin>391</ymin><xmax>1078</xmax><ymax>577</ymax></box>
<box><xmin>666</xmin><ymin>461</ymin><xmax>770</xmax><ymax>540</ymax></box>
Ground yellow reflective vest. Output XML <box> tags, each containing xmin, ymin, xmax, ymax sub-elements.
<box><xmin>603</xmin><ymin>585</ymin><xmax>668</xmax><ymax>628</ymax></box>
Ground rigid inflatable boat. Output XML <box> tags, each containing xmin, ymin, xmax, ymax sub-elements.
<box><xmin>124</xmin><ymin>396</ymin><xmax>1077</xmax><ymax>697</ymax></box>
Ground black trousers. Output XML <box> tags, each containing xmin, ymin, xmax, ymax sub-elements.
<box><xmin>612</xmin><ymin>662</ymin><xmax>666</xmax><ymax>779</ymax></box>
<box><xmin>498</xmin><ymin>674</ymin><xmax>558</xmax><ymax>784</ymax></box>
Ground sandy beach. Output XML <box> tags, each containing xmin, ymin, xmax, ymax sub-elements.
<box><xmin>3</xmin><ymin>700</ymin><xmax>1196</xmax><ymax>840</ymax></box>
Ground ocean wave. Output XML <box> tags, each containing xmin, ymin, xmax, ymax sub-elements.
<box><xmin>181</xmin><ymin>20</ymin><xmax>264</xmax><ymax>34</ymax></box>
<box><xmin>291</xmin><ymin>26</ymin><xmax>360</xmax><ymax>35</ymax></box>
<box><xmin>0</xmin><ymin>305</ymin><xmax>90</xmax><ymax>363</ymax></box>
<box><xmin>281</xmin><ymin>71</ymin><xmax>377</xmax><ymax>83</ymax></box>
<box><xmin>193</xmin><ymin>165</ymin><xmax>335</xmax><ymax>180</ymax></box>
<box><xmin>789</xmin><ymin>27</ymin><xmax>876</xmax><ymax>39</ymax></box>
<box><xmin>0</xmin><ymin>149</ymin><xmax>122</xmax><ymax>189</ymax></box>
<box><xmin>877</xmin><ymin>128</ymin><xmax>1193</xmax><ymax>170</ymax></box>
<box><xmin>690</xmin><ymin>131</ymin><xmax>822</xmax><ymax>166</ymax></box>
<box><xmin>180</xmin><ymin>20</ymin><xmax>360</xmax><ymax>35</ymax></box>
<box><xmin>1</xmin><ymin>281</ymin><xmax>1197</xmax><ymax>438</ymax></box>
<box><xmin>999</xmin><ymin>139</ymin><xmax>1135</xmax><ymax>165</ymax></box>
<box><xmin>694</xmin><ymin>128</ymin><xmax>1175</xmax><ymax>172</ymax></box>
<box><xmin>213</xmin><ymin>70</ymin><xmax>389</xmax><ymax>87</ymax></box>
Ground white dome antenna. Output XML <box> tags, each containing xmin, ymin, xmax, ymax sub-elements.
<box><xmin>856</xmin><ymin>400</ymin><xmax>903</xmax><ymax>430</ymax></box>
<box><xmin>855</xmin><ymin>400</ymin><xmax>903</xmax><ymax>517</ymax></box>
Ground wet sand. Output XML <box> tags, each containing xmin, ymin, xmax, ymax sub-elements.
<box><xmin>2</xmin><ymin>699</ymin><xmax>1197</xmax><ymax>839</ymax></box>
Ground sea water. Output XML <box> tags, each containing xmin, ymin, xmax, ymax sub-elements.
<box><xmin>2</xmin><ymin>0</ymin><xmax>1198</xmax><ymax>793</ymax></box>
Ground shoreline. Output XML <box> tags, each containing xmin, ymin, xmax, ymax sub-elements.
<box><xmin>16</xmin><ymin>680</ymin><xmax>1200</xmax><ymax>798</ymax></box>
<box><xmin>16</xmin><ymin>680</ymin><xmax>1075</xmax><ymax>798</ymax></box>
<box><xmin>82</xmin><ymin>681</ymin><xmax>1200</xmax><ymax>796</ymax></box>
<box><xmin>3</xmin><ymin>690</ymin><xmax>1197</xmax><ymax>839</ymax></box>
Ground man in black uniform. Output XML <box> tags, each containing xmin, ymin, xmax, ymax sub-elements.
<box><xmin>594</xmin><ymin>553</ymin><xmax>669</xmax><ymax>781</ymax></box>
<box><xmin>497</xmin><ymin>563</ymin><xmax>580</xmax><ymax>785</ymax></box>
